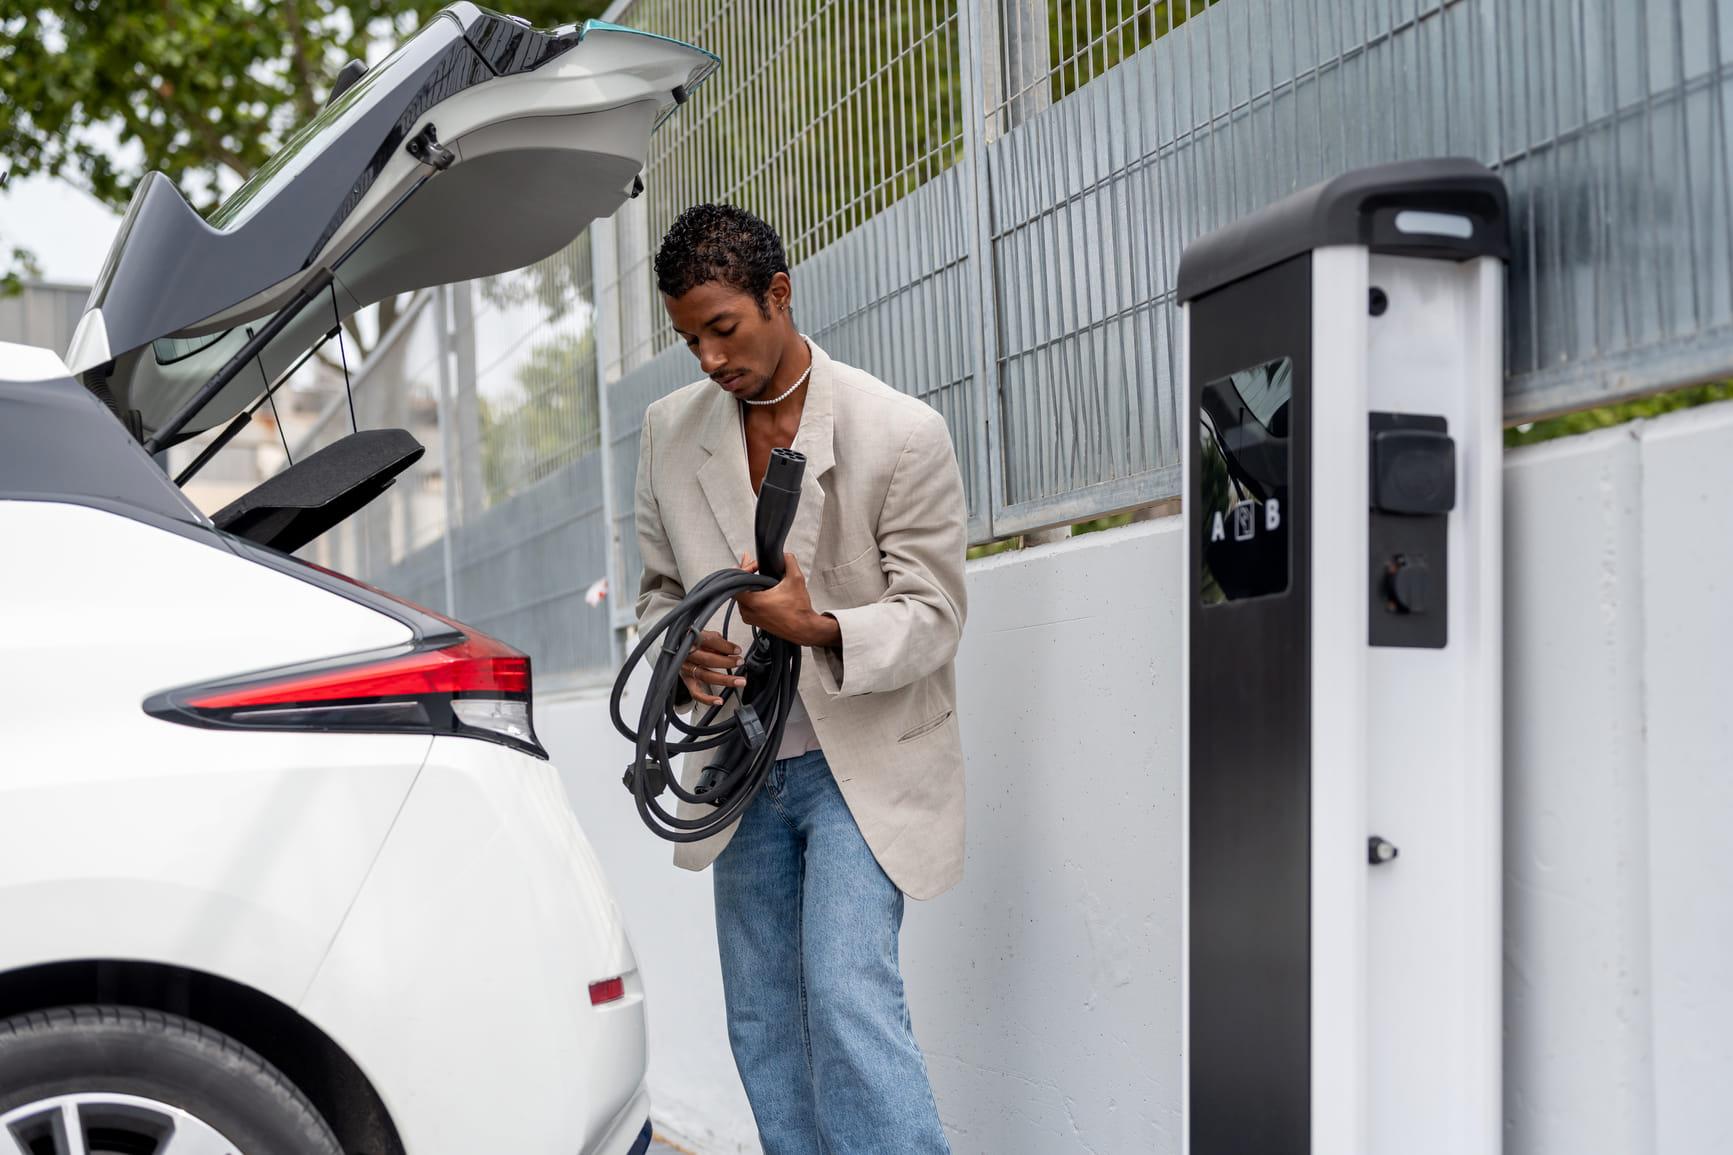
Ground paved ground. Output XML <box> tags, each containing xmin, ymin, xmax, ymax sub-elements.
<box><xmin>648</xmin><ymin>1138</ymin><xmax>689</xmax><ymax>1154</ymax></box>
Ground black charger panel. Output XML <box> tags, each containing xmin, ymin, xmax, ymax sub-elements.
<box><xmin>1368</xmin><ymin>412</ymin><xmax>1452</xmax><ymax>650</ymax></box>
<box><xmin>1189</xmin><ymin>253</ymin><xmax>1313</xmax><ymax>1155</ymax></box>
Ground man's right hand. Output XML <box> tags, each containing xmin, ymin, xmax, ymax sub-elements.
<box><xmin>681</xmin><ymin>629</ymin><xmax>746</xmax><ymax>706</ymax></box>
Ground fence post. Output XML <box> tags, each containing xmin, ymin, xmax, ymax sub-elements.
<box><xmin>590</xmin><ymin>218</ymin><xmax>626</xmax><ymax>667</ymax></box>
<box><xmin>448</xmin><ymin>280</ymin><xmax>485</xmax><ymax>526</ymax></box>
<box><xmin>957</xmin><ymin>0</ymin><xmax>1006</xmax><ymax>542</ymax></box>
<box><xmin>981</xmin><ymin>0</ymin><xmax>1052</xmax><ymax>139</ymax></box>
<box><xmin>995</xmin><ymin>0</ymin><xmax>1072</xmax><ymax>543</ymax></box>
<box><xmin>430</xmin><ymin>284</ymin><xmax>461</xmax><ymax>617</ymax></box>
<box><xmin>614</xmin><ymin>193</ymin><xmax>655</xmax><ymax>374</ymax></box>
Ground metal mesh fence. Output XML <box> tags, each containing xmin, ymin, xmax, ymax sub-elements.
<box><xmin>597</xmin><ymin>0</ymin><xmax>990</xmax><ymax>600</ymax></box>
<box><xmin>314</xmin><ymin>0</ymin><xmax>1733</xmax><ymax>683</ymax></box>
<box><xmin>302</xmin><ymin>236</ymin><xmax>615</xmax><ymax>688</ymax></box>
<box><xmin>618</xmin><ymin>0</ymin><xmax>968</xmax><ymax>360</ymax></box>
<box><xmin>466</xmin><ymin>232</ymin><xmax>600</xmax><ymax>505</ymax></box>
<box><xmin>300</xmin><ymin>287</ymin><xmax>448</xmax><ymax>613</ymax></box>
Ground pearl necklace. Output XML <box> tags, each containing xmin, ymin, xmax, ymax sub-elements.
<box><xmin>741</xmin><ymin>339</ymin><xmax>813</xmax><ymax>406</ymax></box>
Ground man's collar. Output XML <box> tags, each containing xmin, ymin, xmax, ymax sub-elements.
<box><xmin>692</xmin><ymin>336</ymin><xmax>838</xmax><ymax>577</ymax></box>
<box><xmin>697</xmin><ymin>336</ymin><xmax>836</xmax><ymax>480</ymax></box>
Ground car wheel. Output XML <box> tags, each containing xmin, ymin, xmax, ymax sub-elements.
<box><xmin>0</xmin><ymin>1005</ymin><xmax>341</xmax><ymax>1155</ymax></box>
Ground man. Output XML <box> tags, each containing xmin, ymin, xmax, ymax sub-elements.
<box><xmin>634</xmin><ymin>203</ymin><xmax>967</xmax><ymax>1154</ymax></box>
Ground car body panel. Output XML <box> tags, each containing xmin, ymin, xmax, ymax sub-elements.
<box><xmin>1</xmin><ymin>5</ymin><xmax>678</xmax><ymax>1144</ymax></box>
<box><xmin>0</xmin><ymin>349</ymin><xmax>206</xmax><ymax>524</ymax></box>
<box><xmin>0</xmin><ymin>343</ymin><xmax>83</xmax><ymax>384</ymax></box>
<box><xmin>0</xmin><ymin>500</ymin><xmax>427</xmax><ymax>1004</ymax></box>
<box><xmin>301</xmin><ymin>735</ymin><xmax>645</xmax><ymax>1155</ymax></box>
<box><xmin>0</xmin><ymin>493</ymin><xmax>654</xmax><ymax>1150</ymax></box>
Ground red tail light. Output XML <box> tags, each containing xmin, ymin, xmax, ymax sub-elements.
<box><xmin>146</xmin><ymin>633</ymin><xmax>545</xmax><ymax>757</ymax></box>
<box><xmin>147</xmin><ymin>631</ymin><xmax>540</xmax><ymax>756</ymax></box>
<box><xmin>187</xmin><ymin>635</ymin><xmax>528</xmax><ymax>708</ymax></box>
<box><xmin>589</xmin><ymin>977</ymin><xmax>626</xmax><ymax>1006</ymax></box>
<box><xmin>149</xmin><ymin>546</ymin><xmax>545</xmax><ymax>755</ymax></box>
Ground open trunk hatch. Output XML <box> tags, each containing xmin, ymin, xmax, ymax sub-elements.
<box><xmin>68</xmin><ymin>3</ymin><xmax>715</xmax><ymax>454</ymax></box>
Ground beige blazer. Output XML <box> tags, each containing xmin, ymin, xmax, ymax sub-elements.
<box><xmin>633</xmin><ymin>340</ymin><xmax>968</xmax><ymax>899</ymax></box>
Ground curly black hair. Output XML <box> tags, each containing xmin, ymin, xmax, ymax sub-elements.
<box><xmin>654</xmin><ymin>203</ymin><xmax>789</xmax><ymax>315</ymax></box>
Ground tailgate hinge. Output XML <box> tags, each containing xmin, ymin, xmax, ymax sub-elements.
<box><xmin>405</xmin><ymin>124</ymin><xmax>455</xmax><ymax>171</ymax></box>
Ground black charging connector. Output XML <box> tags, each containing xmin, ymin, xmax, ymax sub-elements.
<box><xmin>753</xmin><ymin>449</ymin><xmax>803</xmax><ymax>581</ymax></box>
<box><xmin>623</xmin><ymin>760</ymin><xmax>667</xmax><ymax>799</ymax></box>
<box><xmin>613</xmin><ymin>447</ymin><xmax>809</xmax><ymax>841</ymax></box>
<box><xmin>735</xmin><ymin>704</ymin><xmax>768</xmax><ymax>751</ymax></box>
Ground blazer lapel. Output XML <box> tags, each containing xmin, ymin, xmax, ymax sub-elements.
<box><xmin>695</xmin><ymin>385</ymin><xmax>756</xmax><ymax>565</ymax></box>
<box><xmin>694</xmin><ymin>338</ymin><xmax>839</xmax><ymax>576</ymax></box>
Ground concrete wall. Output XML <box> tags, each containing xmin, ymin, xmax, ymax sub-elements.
<box><xmin>544</xmin><ymin>518</ymin><xmax>1183</xmax><ymax>1154</ymax></box>
<box><xmin>542</xmin><ymin>400</ymin><xmax>1733</xmax><ymax>1154</ymax></box>
<box><xmin>1503</xmin><ymin>402</ymin><xmax>1733</xmax><ymax>1155</ymax></box>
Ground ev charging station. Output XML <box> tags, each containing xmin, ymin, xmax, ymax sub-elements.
<box><xmin>1177</xmin><ymin>159</ymin><xmax>1508</xmax><ymax>1155</ymax></box>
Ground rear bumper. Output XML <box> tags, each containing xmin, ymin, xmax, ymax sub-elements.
<box><xmin>300</xmin><ymin>737</ymin><xmax>647</xmax><ymax>1154</ymax></box>
<box><xmin>596</xmin><ymin>1087</ymin><xmax>654</xmax><ymax>1155</ymax></box>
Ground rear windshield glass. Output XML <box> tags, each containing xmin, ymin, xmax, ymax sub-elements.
<box><xmin>207</xmin><ymin>24</ymin><xmax>450</xmax><ymax>233</ymax></box>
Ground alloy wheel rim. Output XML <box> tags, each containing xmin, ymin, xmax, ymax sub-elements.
<box><xmin>0</xmin><ymin>1092</ymin><xmax>240</xmax><ymax>1155</ymax></box>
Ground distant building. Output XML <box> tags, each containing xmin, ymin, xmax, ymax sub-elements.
<box><xmin>1</xmin><ymin>279</ymin><xmax>341</xmax><ymax>516</ymax></box>
<box><xmin>0</xmin><ymin>282</ymin><xmax>86</xmax><ymax>355</ymax></box>
<box><xmin>166</xmin><ymin>350</ymin><xmax>346</xmax><ymax>518</ymax></box>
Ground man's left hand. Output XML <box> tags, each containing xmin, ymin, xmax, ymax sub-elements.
<box><xmin>736</xmin><ymin>553</ymin><xmax>842</xmax><ymax>648</ymax></box>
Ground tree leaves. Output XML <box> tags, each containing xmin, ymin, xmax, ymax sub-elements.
<box><xmin>0</xmin><ymin>0</ymin><xmax>607</xmax><ymax>290</ymax></box>
<box><xmin>1505</xmin><ymin>380</ymin><xmax>1733</xmax><ymax>447</ymax></box>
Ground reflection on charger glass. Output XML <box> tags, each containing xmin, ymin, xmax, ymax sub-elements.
<box><xmin>1198</xmin><ymin>356</ymin><xmax>1293</xmax><ymax>605</ymax></box>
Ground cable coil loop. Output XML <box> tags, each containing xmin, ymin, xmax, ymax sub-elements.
<box><xmin>613</xmin><ymin>448</ymin><xmax>807</xmax><ymax>842</ymax></box>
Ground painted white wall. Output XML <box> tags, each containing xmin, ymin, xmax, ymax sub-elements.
<box><xmin>1503</xmin><ymin>401</ymin><xmax>1733</xmax><ymax>1155</ymax></box>
<box><xmin>544</xmin><ymin>517</ymin><xmax>1183</xmax><ymax>1155</ymax></box>
<box><xmin>541</xmin><ymin>400</ymin><xmax>1733</xmax><ymax>1155</ymax></box>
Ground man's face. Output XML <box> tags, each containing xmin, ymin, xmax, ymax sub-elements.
<box><xmin>664</xmin><ymin>274</ymin><xmax>792</xmax><ymax>401</ymax></box>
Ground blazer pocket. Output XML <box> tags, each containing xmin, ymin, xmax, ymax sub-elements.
<box><xmin>898</xmin><ymin>708</ymin><xmax>954</xmax><ymax>744</ymax></box>
<box><xmin>818</xmin><ymin>544</ymin><xmax>884</xmax><ymax>595</ymax></box>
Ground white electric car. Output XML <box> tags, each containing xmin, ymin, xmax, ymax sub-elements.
<box><xmin>0</xmin><ymin>7</ymin><xmax>715</xmax><ymax>1154</ymax></box>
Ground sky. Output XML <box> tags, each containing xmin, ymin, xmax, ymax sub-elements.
<box><xmin>0</xmin><ymin>172</ymin><xmax>123</xmax><ymax>287</ymax></box>
<box><xmin>0</xmin><ymin>168</ymin><xmax>407</xmax><ymax>353</ymax></box>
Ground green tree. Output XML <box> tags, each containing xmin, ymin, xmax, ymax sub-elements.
<box><xmin>1504</xmin><ymin>379</ymin><xmax>1733</xmax><ymax>447</ymax></box>
<box><xmin>0</xmin><ymin>0</ymin><xmax>607</xmax><ymax>321</ymax></box>
<box><xmin>1047</xmin><ymin>0</ymin><xmax>1221</xmax><ymax>103</ymax></box>
<box><xmin>477</xmin><ymin>328</ymin><xmax>599</xmax><ymax>505</ymax></box>
<box><xmin>0</xmin><ymin>236</ymin><xmax>41</xmax><ymax>297</ymax></box>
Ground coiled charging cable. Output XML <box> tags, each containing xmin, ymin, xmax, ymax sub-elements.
<box><xmin>612</xmin><ymin>447</ymin><xmax>807</xmax><ymax>842</ymax></box>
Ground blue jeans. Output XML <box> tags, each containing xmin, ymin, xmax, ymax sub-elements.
<box><xmin>712</xmin><ymin>749</ymin><xmax>950</xmax><ymax>1155</ymax></box>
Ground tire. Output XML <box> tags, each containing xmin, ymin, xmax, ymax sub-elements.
<box><xmin>0</xmin><ymin>1005</ymin><xmax>341</xmax><ymax>1155</ymax></box>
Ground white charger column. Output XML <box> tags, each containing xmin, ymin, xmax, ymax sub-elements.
<box><xmin>1177</xmin><ymin>158</ymin><xmax>1508</xmax><ymax>1155</ymax></box>
<box><xmin>1361</xmin><ymin>243</ymin><xmax>1505</xmax><ymax>1155</ymax></box>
